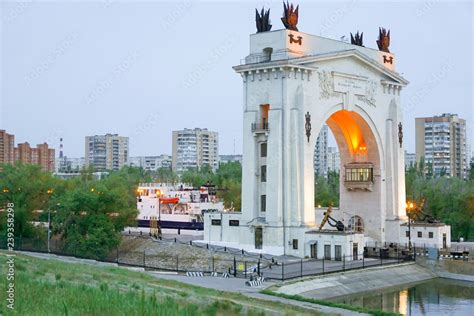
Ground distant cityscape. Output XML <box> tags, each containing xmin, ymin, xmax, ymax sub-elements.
<box><xmin>0</xmin><ymin>113</ymin><xmax>471</xmax><ymax>179</ymax></box>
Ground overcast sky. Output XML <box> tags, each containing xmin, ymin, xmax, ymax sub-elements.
<box><xmin>1</xmin><ymin>0</ymin><xmax>472</xmax><ymax>158</ymax></box>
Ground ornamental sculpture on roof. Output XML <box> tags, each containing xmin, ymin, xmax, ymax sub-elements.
<box><xmin>281</xmin><ymin>1</ymin><xmax>299</xmax><ymax>31</ymax></box>
<box><xmin>351</xmin><ymin>31</ymin><xmax>364</xmax><ymax>47</ymax></box>
<box><xmin>255</xmin><ymin>7</ymin><xmax>272</xmax><ymax>33</ymax></box>
<box><xmin>376</xmin><ymin>27</ymin><xmax>391</xmax><ymax>53</ymax></box>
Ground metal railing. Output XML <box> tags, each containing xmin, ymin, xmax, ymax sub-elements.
<box><xmin>251</xmin><ymin>122</ymin><xmax>269</xmax><ymax>133</ymax></box>
<box><xmin>1</xmin><ymin>235</ymin><xmax>415</xmax><ymax>281</ymax></box>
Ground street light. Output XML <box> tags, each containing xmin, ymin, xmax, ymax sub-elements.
<box><xmin>156</xmin><ymin>190</ymin><xmax>162</xmax><ymax>237</ymax></box>
<box><xmin>406</xmin><ymin>201</ymin><xmax>415</xmax><ymax>250</ymax></box>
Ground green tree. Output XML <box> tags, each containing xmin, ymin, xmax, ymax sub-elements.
<box><xmin>53</xmin><ymin>175</ymin><xmax>137</xmax><ymax>259</ymax></box>
<box><xmin>152</xmin><ymin>167</ymin><xmax>178</xmax><ymax>183</ymax></box>
<box><xmin>181</xmin><ymin>166</ymin><xmax>214</xmax><ymax>187</ymax></box>
<box><xmin>215</xmin><ymin>162</ymin><xmax>242</xmax><ymax>210</ymax></box>
<box><xmin>314</xmin><ymin>171</ymin><xmax>340</xmax><ymax>207</ymax></box>
<box><xmin>405</xmin><ymin>162</ymin><xmax>474</xmax><ymax>240</ymax></box>
<box><xmin>0</xmin><ymin>163</ymin><xmax>58</xmax><ymax>237</ymax></box>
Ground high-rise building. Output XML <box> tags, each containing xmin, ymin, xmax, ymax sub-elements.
<box><xmin>0</xmin><ymin>130</ymin><xmax>55</xmax><ymax>172</ymax></box>
<box><xmin>85</xmin><ymin>134</ymin><xmax>129</xmax><ymax>171</ymax></box>
<box><xmin>15</xmin><ymin>142</ymin><xmax>32</xmax><ymax>164</ymax></box>
<box><xmin>36</xmin><ymin>143</ymin><xmax>55</xmax><ymax>172</ymax></box>
<box><xmin>327</xmin><ymin>146</ymin><xmax>340</xmax><ymax>172</ymax></box>
<box><xmin>404</xmin><ymin>151</ymin><xmax>417</xmax><ymax>169</ymax></box>
<box><xmin>13</xmin><ymin>142</ymin><xmax>55</xmax><ymax>172</ymax></box>
<box><xmin>0</xmin><ymin>130</ymin><xmax>15</xmax><ymax>164</ymax></box>
<box><xmin>172</xmin><ymin>128</ymin><xmax>219</xmax><ymax>173</ymax></box>
<box><xmin>314</xmin><ymin>125</ymin><xmax>328</xmax><ymax>176</ymax></box>
<box><xmin>416</xmin><ymin>113</ymin><xmax>468</xmax><ymax>178</ymax></box>
<box><xmin>128</xmin><ymin>155</ymin><xmax>172</xmax><ymax>171</ymax></box>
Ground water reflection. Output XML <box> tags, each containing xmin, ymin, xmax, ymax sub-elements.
<box><xmin>332</xmin><ymin>278</ymin><xmax>474</xmax><ymax>315</ymax></box>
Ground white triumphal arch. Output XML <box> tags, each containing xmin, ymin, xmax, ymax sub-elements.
<box><xmin>205</xmin><ymin>24</ymin><xmax>409</xmax><ymax>258</ymax></box>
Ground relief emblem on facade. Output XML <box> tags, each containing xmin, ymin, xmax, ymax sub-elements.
<box><xmin>357</xmin><ymin>80</ymin><xmax>378</xmax><ymax>107</ymax></box>
<box><xmin>317</xmin><ymin>70</ymin><xmax>338</xmax><ymax>99</ymax></box>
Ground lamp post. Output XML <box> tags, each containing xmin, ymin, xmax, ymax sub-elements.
<box><xmin>406</xmin><ymin>201</ymin><xmax>415</xmax><ymax>250</ymax></box>
<box><xmin>156</xmin><ymin>189</ymin><xmax>162</xmax><ymax>238</ymax></box>
<box><xmin>46</xmin><ymin>189</ymin><xmax>54</xmax><ymax>253</ymax></box>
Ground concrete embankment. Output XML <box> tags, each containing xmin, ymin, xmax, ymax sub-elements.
<box><xmin>274</xmin><ymin>263</ymin><xmax>436</xmax><ymax>300</ymax></box>
<box><xmin>417</xmin><ymin>257</ymin><xmax>474</xmax><ymax>282</ymax></box>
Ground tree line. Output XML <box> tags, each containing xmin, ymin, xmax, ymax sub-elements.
<box><xmin>0</xmin><ymin>162</ymin><xmax>241</xmax><ymax>259</ymax></box>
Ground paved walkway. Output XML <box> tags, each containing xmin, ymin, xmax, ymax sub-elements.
<box><xmin>150</xmin><ymin>273</ymin><xmax>366</xmax><ymax>315</ymax></box>
<box><xmin>17</xmin><ymin>251</ymin><xmax>367</xmax><ymax>315</ymax></box>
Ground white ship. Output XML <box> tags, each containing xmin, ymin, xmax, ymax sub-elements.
<box><xmin>136</xmin><ymin>183</ymin><xmax>224</xmax><ymax>230</ymax></box>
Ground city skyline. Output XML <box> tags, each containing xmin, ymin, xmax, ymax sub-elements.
<box><xmin>1</xmin><ymin>1</ymin><xmax>472</xmax><ymax>157</ymax></box>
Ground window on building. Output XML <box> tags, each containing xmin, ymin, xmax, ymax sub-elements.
<box><xmin>406</xmin><ymin>230</ymin><xmax>410</xmax><ymax>237</ymax></box>
<box><xmin>260</xmin><ymin>104</ymin><xmax>269</xmax><ymax>126</ymax></box>
<box><xmin>229</xmin><ymin>220</ymin><xmax>239</xmax><ymax>227</ymax></box>
<box><xmin>429</xmin><ymin>232</ymin><xmax>434</xmax><ymax>238</ymax></box>
<box><xmin>261</xmin><ymin>143</ymin><xmax>267</xmax><ymax>157</ymax></box>
<box><xmin>292</xmin><ymin>239</ymin><xmax>298</xmax><ymax>250</ymax></box>
<box><xmin>211</xmin><ymin>219</ymin><xmax>221</xmax><ymax>226</ymax></box>
<box><xmin>261</xmin><ymin>195</ymin><xmax>266</xmax><ymax>212</ymax></box>
<box><xmin>261</xmin><ymin>165</ymin><xmax>267</xmax><ymax>182</ymax></box>
<box><xmin>417</xmin><ymin>231</ymin><xmax>422</xmax><ymax>238</ymax></box>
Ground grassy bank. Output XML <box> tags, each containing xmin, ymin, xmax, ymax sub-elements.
<box><xmin>261</xmin><ymin>290</ymin><xmax>400</xmax><ymax>316</ymax></box>
<box><xmin>0</xmin><ymin>252</ymin><xmax>323</xmax><ymax>315</ymax></box>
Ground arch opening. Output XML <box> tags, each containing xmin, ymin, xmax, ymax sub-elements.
<box><xmin>313</xmin><ymin>109</ymin><xmax>382</xmax><ymax>230</ymax></box>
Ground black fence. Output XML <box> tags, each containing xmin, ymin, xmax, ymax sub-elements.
<box><xmin>1</xmin><ymin>236</ymin><xmax>415</xmax><ymax>281</ymax></box>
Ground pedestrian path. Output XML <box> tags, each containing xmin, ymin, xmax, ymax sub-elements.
<box><xmin>150</xmin><ymin>274</ymin><xmax>367</xmax><ymax>315</ymax></box>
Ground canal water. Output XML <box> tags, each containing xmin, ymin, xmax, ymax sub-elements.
<box><xmin>331</xmin><ymin>278</ymin><xmax>474</xmax><ymax>315</ymax></box>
